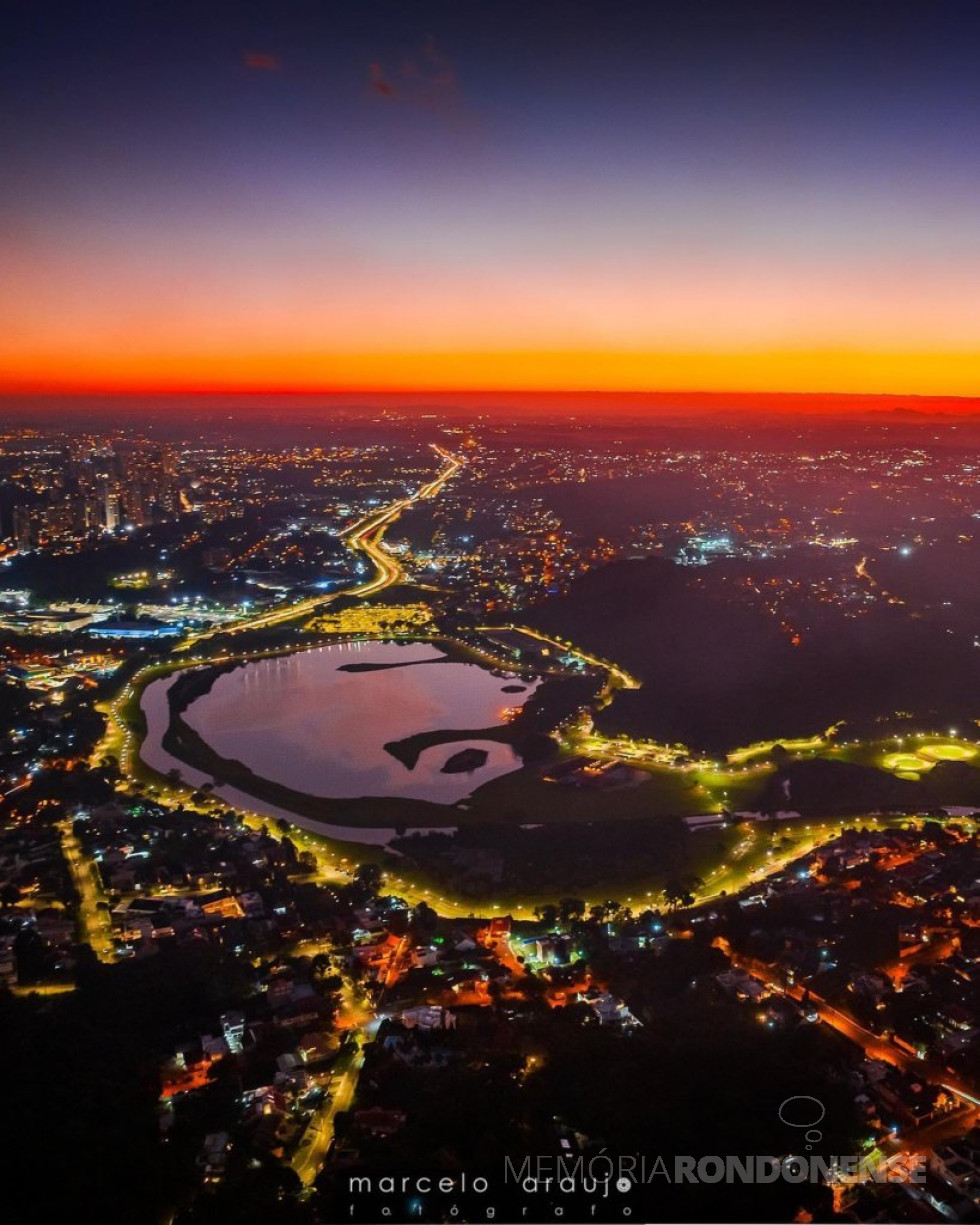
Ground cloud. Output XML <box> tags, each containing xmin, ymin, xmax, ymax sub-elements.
<box><xmin>369</xmin><ymin>61</ymin><xmax>395</xmax><ymax>97</ymax></box>
<box><xmin>420</xmin><ymin>35</ymin><xmax>456</xmax><ymax>92</ymax></box>
<box><xmin>367</xmin><ymin>36</ymin><xmax>458</xmax><ymax>108</ymax></box>
<box><xmin>243</xmin><ymin>51</ymin><xmax>281</xmax><ymax>72</ymax></box>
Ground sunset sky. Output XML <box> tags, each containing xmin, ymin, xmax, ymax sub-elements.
<box><xmin>3</xmin><ymin>0</ymin><xmax>980</xmax><ymax>403</ymax></box>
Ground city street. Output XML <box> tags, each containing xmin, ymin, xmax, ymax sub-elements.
<box><xmin>60</xmin><ymin>820</ymin><xmax>115</xmax><ymax>962</ymax></box>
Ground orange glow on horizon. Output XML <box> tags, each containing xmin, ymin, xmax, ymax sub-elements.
<box><xmin>3</xmin><ymin>346</ymin><xmax>980</xmax><ymax>406</ymax></box>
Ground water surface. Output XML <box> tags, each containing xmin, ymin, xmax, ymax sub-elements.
<box><xmin>162</xmin><ymin>640</ymin><xmax>540</xmax><ymax>805</ymax></box>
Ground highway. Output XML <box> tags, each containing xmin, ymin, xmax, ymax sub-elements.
<box><xmin>179</xmin><ymin>444</ymin><xmax>464</xmax><ymax>650</ymax></box>
<box><xmin>339</xmin><ymin>446</ymin><xmax>462</xmax><ymax>597</ymax></box>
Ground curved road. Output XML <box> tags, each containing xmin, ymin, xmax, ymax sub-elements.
<box><xmin>179</xmin><ymin>443</ymin><xmax>464</xmax><ymax>650</ymax></box>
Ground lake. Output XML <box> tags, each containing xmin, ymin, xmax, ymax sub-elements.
<box><xmin>141</xmin><ymin>640</ymin><xmax>540</xmax><ymax>809</ymax></box>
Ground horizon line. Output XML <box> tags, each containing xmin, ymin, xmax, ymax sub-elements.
<box><xmin>3</xmin><ymin>386</ymin><xmax>980</xmax><ymax>402</ymax></box>
<box><xmin>1</xmin><ymin>386</ymin><xmax>979</xmax><ymax>416</ymax></box>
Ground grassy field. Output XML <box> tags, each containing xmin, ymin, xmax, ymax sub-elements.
<box><xmin>120</xmin><ymin>649</ymin><xmax>980</xmax><ymax>835</ymax></box>
<box><xmin>465</xmin><ymin>761</ymin><xmax>718</xmax><ymax>823</ymax></box>
<box><xmin>98</xmin><ymin>628</ymin><xmax>980</xmax><ymax>914</ymax></box>
<box><xmin>830</xmin><ymin>733</ymin><xmax>980</xmax><ymax>791</ymax></box>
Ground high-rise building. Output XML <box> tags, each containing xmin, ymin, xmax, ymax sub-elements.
<box><xmin>12</xmin><ymin>505</ymin><xmax>37</xmax><ymax>551</ymax></box>
<box><xmin>42</xmin><ymin>503</ymin><xmax>73</xmax><ymax>538</ymax></box>
<box><xmin>102</xmin><ymin>487</ymin><xmax>122</xmax><ymax>531</ymax></box>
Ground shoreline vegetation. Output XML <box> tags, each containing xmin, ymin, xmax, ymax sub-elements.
<box><xmin>148</xmin><ymin>634</ymin><xmax>576</xmax><ymax>828</ymax></box>
<box><xmin>383</xmin><ymin>726</ymin><xmax>511</xmax><ymax>770</ymax></box>
<box><xmin>336</xmin><ymin>656</ymin><xmax>450</xmax><ymax>673</ymax></box>
<box><xmin>118</xmin><ymin>635</ymin><xmax>980</xmax><ymax>849</ymax></box>
<box><xmin>149</xmin><ymin>635</ymin><xmax>603</xmax><ymax>822</ymax></box>
<box><xmin>102</xmin><ymin>635</ymin><xmax>980</xmax><ymax>910</ymax></box>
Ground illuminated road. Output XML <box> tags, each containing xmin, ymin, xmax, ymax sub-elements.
<box><xmin>477</xmin><ymin>622</ymin><xmax>641</xmax><ymax>691</ymax></box>
<box><xmin>338</xmin><ymin>445</ymin><xmax>463</xmax><ymax>597</ymax></box>
<box><xmin>179</xmin><ymin>444</ymin><xmax>464</xmax><ymax>650</ymax></box>
<box><xmin>855</xmin><ymin>555</ymin><xmax>877</xmax><ymax>587</ymax></box>
<box><xmin>292</xmin><ymin>1041</ymin><xmax>365</xmax><ymax>1187</ymax></box>
<box><xmin>725</xmin><ymin>947</ymin><xmax>980</xmax><ymax>1111</ymax></box>
<box><xmin>287</xmin><ymin>962</ymin><xmax>384</xmax><ymax>1187</ymax></box>
<box><xmin>60</xmin><ymin>821</ymin><xmax>116</xmax><ymax>962</ymax></box>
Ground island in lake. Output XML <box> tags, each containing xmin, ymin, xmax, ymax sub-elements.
<box><xmin>441</xmin><ymin>747</ymin><xmax>489</xmax><ymax>774</ymax></box>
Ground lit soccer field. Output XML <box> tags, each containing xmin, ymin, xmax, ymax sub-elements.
<box><xmin>881</xmin><ymin>752</ymin><xmax>936</xmax><ymax>773</ymax></box>
<box><xmin>918</xmin><ymin>743</ymin><xmax>977</xmax><ymax>762</ymax></box>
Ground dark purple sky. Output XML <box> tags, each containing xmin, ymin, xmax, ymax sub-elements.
<box><xmin>3</xmin><ymin>1</ymin><xmax>980</xmax><ymax>398</ymax></box>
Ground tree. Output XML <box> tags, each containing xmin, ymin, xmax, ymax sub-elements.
<box><xmin>352</xmin><ymin>862</ymin><xmax>383</xmax><ymax>898</ymax></box>
<box><xmin>411</xmin><ymin>900</ymin><xmax>438</xmax><ymax>939</ymax></box>
<box><xmin>516</xmin><ymin>971</ymin><xmax>547</xmax><ymax>1003</ymax></box>
<box><xmin>558</xmin><ymin>897</ymin><xmax>586</xmax><ymax>927</ymax></box>
<box><xmin>610</xmin><ymin>904</ymin><xmax>633</xmax><ymax>928</ymax></box>
<box><xmin>662</xmin><ymin>875</ymin><xmax>703</xmax><ymax>911</ymax></box>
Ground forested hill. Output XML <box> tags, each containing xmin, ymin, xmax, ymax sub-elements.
<box><xmin>528</xmin><ymin>557</ymin><xmax>975</xmax><ymax>754</ymax></box>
